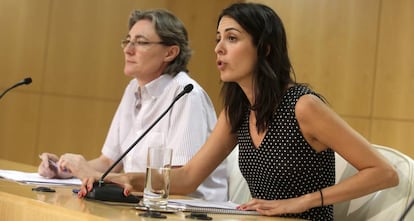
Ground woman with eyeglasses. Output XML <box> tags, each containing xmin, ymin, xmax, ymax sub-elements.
<box><xmin>38</xmin><ymin>9</ymin><xmax>228</xmax><ymax>202</ymax></box>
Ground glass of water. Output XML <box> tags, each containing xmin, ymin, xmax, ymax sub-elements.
<box><xmin>143</xmin><ymin>147</ymin><xmax>173</xmax><ymax>209</ymax></box>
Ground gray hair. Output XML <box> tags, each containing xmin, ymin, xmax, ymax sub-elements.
<box><xmin>128</xmin><ymin>9</ymin><xmax>192</xmax><ymax>76</ymax></box>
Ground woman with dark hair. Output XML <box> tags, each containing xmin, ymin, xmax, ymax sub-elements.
<box><xmin>80</xmin><ymin>3</ymin><xmax>398</xmax><ymax>220</ymax></box>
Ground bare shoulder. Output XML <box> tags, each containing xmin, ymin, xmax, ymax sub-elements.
<box><xmin>294</xmin><ymin>94</ymin><xmax>340</xmax><ymax>152</ymax></box>
<box><xmin>295</xmin><ymin>94</ymin><xmax>329</xmax><ymax>121</ymax></box>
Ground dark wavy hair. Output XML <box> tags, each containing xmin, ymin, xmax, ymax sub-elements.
<box><xmin>128</xmin><ymin>9</ymin><xmax>192</xmax><ymax>76</ymax></box>
<box><xmin>218</xmin><ymin>3</ymin><xmax>296</xmax><ymax>133</ymax></box>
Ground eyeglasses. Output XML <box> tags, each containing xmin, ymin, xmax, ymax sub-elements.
<box><xmin>121</xmin><ymin>39</ymin><xmax>166</xmax><ymax>49</ymax></box>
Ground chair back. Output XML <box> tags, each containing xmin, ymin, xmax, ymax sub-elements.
<box><xmin>334</xmin><ymin>144</ymin><xmax>414</xmax><ymax>220</ymax></box>
<box><xmin>227</xmin><ymin>146</ymin><xmax>252</xmax><ymax>204</ymax></box>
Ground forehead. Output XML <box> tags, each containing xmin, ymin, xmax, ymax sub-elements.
<box><xmin>128</xmin><ymin>19</ymin><xmax>158</xmax><ymax>38</ymax></box>
<box><xmin>217</xmin><ymin>16</ymin><xmax>243</xmax><ymax>32</ymax></box>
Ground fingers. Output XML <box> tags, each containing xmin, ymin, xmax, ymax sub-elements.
<box><xmin>123</xmin><ymin>188</ymin><xmax>130</xmax><ymax>196</ymax></box>
<box><xmin>238</xmin><ymin>199</ymin><xmax>277</xmax><ymax>211</ymax></box>
<box><xmin>38</xmin><ymin>153</ymin><xmax>59</xmax><ymax>178</ymax></box>
<box><xmin>38</xmin><ymin>162</ymin><xmax>57</xmax><ymax>178</ymax></box>
<box><xmin>39</xmin><ymin>152</ymin><xmax>59</xmax><ymax>162</ymax></box>
<box><xmin>238</xmin><ymin>198</ymin><xmax>306</xmax><ymax>216</ymax></box>
<box><xmin>238</xmin><ymin>198</ymin><xmax>261</xmax><ymax>210</ymax></box>
<box><xmin>78</xmin><ymin>177</ymin><xmax>95</xmax><ymax>198</ymax></box>
<box><xmin>122</xmin><ymin>183</ymin><xmax>135</xmax><ymax>196</ymax></box>
<box><xmin>58</xmin><ymin>153</ymin><xmax>88</xmax><ymax>177</ymax></box>
<box><xmin>56</xmin><ymin>159</ymin><xmax>71</xmax><ymax>173</ymax></box>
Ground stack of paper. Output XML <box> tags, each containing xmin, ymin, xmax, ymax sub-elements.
<box><xmin>167</xmin><ymin>199</ymin><xmax>259</xmax><ymax>215</ymax></box>
<box><xmin>0</xmin><ymin>169</ymin><xmax>81</xmax><ymax>185</ymax></box>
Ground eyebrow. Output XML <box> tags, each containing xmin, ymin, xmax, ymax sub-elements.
<box><xmin>125</xmin><ymin>34</ymin><xmax>150</xmax><ymax>40</ymax></box>
<box><xmin>217</xmin><ymin>27</ymin><xmax>242</xmax><ymax>34</ymax></box>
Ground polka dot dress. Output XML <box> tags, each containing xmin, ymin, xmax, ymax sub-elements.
<box><xmin>238</xmin><ymin>84</ymin><xmax>335</xmax><ymax>220</ymax></box>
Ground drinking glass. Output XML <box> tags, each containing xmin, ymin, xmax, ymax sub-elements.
<box><xmin>143</xmin><ymin>147</ymin><xmax>173</xmax><ymax>209</ymax></box>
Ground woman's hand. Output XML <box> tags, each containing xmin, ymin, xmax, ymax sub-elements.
<box><xmin>38</xmin><ymin>153</ymin><xmax>72</xmax><ymax>179</ymax></box>
<box><xmin>58</xmin><ymin>153</ymin><xmax>99</xmax><ymax>179</ymax></box>
<box><xmin>78</xmin><ymin>173</ymin><xmax>143</xmax><ymax>198</ymax></box>
<box><xmin>238</xmin><ymin>197</ymin><xmax>310</xmax><ymax>216</ymax></box>
<box><xmin>77</xmin><ymin>175</ymin><xmax>101</xmax><ymax>198</ymax></box>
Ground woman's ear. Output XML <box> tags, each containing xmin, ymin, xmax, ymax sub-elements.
<box><xmin>164</xmin><ymin>45</ymin><xmax>180</xmax><ymax>62</ymax></box>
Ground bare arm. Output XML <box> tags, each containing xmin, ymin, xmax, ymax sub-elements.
<box><xmin>295</xmin><ymin>94</ymin><xmax>398</xmax><ymax>209</ymax></box>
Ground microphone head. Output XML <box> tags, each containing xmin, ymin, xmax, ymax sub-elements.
<box><xmin>23</xmin><ymin>77</ymin><xmax>32</xmax><ymax>85</ymax></box>
<box><xmin>183</xmin><ymin>84</ymin><xmax>193</xmax><ymax>94</ymax></box>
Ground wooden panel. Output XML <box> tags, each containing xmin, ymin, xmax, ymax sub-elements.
<box><xmin>373</xmin><ymin>0</ymin><xmax>414</xmax><ymax>120</ymax></box>
<box><xmin>0</xmin><ymin>0</ymin><xmax>50</xmax><ymax>90</ymax></box>
<box><xmin>0</xmin><ymin>0</ymin><xmax>50</xmax><ymax>165</ymax></box>
<box><xmin>258</xmin><ymin>0</ymin><xmax>380</xmax><ymax>117</ymax></box>
<box><xmin>43</xmin><ymin>0</ymin><xmax>146</xmax><ymax>99</ymax></box>
<box><xmin>36</xmin><ymin>95</ymin><xmax>119</xmax><ymax>160</ymax></box>
<box><xmin>371</xmin><ymin>120</ymin><xmax>414</xmax><ymax>158</ymax></box>
<box><xmin>0</xmin><ymin>93</ymin><xmax>41</xmax><ymax>165</ymax></box>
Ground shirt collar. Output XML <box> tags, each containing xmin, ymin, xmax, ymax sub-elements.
<box><xmin>136</xmin><ymin>74</ymin><xmax>174</xmax><ymax>100</ymax></box>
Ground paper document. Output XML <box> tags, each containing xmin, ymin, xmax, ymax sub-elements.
<box><xmin>167</xmin><ymin>199</ymin><xmax>259</xmax><ymax>215</ymax></box>
<box><xmin>0</xmin><ymin>169</ymin><xmax>81</xmax><ymax>185</ymax></box>
<box><xmin>169</xmin><ymin>199</ymin><xmax>239</xmax><ymax>209</ymax></box>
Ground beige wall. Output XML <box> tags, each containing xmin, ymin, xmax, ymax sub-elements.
<box><xmin>255</xmin><ymin>0</ymin><xmax>414</xmax><ymax>157</ymax></box>
<box><xmin>0</xmin><ymin>0</ymin><xmax>413</xmax><ymax>167</ymax></box>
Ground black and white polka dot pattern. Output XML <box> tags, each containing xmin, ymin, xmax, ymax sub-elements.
<box><xmin>238</xmin><ymin>85</ymin><xmax>335</xmax><ymax>220</ymax></box>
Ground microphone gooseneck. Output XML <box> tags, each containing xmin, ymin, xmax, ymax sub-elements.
<box><xmin>85</xmin><ymin>83</ymin><xmax>194</xmax><ymax>203</ymax></box>
<box><xmin>0</xmin><ymin>77</ymin><xmax>32</xmax><ymax>100</ymax></box>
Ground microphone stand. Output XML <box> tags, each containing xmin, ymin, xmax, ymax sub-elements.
<box><xmin>85</xmin><ymin>84</ymin><xmax>193</xmax><ymax>203</ymax></box>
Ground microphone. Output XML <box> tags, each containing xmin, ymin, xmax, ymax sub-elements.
<box><xmin>0</xmin><ymin>77</ymin><xmax>32</xmax><ymax>100</ymax></box>
<box><xmin>84</xmin><ymin>83</ymin><xmax>194</xmax><ymax>203</ymax></box>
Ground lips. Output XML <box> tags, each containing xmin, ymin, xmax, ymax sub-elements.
<box><xmin>216</xmin><ymin>60</ymin><xmax>225</xmax><ymax>70</ymax></box>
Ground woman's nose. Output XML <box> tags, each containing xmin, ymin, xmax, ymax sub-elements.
<box><xmin>214</xmin><ymin>41</ymin><xmax>224</xmax><ymax>55</ymax></box>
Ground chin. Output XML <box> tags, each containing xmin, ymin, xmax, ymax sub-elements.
<box><xmin>123</xmin><ymin>69</ymin><xmax>136</xmax><ymax>78</ymax></box>
<box><xmin>125</xmin><ymin>73</ymin><xmax>135</xmax><ymax>78</ymax></box>
<box><xmin>220</xmin><ymin>74</ymin><xmax>233</xmax><ymax>83</ymax></box>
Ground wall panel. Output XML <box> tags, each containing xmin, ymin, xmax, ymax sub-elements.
<box><xmin>36</xmin><ymin>95</ymin><xmax>118</xmax><ymax>160</ymax></box>
<box><xmin>0</xmin><ymin>0</ymin><xmax>51</xmax><ymax>87</ymax></box>
<box><xmin>0</xmin><ymin>0</ymin><xmax>51</xmax><ymax>165</ymax></box>
<box><xmin>0</xmin><ymin>93</ymin><xmax>41</xmax><ymax>164</ymax></box>
<box><xmin>371</xmin><ymin>120</ymin><xmax>414</xmax><ymax>157</ymax></box>
<box><xmin>374</xmin><ymin>0</ymin><xmax>414</xmax><ymax>120</ymax></box>
<box><xmin>263</xmin><ymin>0</ymin><xmax>380</xmax><ymax>117</ymax></box>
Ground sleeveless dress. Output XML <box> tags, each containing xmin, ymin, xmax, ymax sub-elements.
<box><xmin>238</xmin><ymin>84</ymin><xmax>335</xmax><ymax>220</ymax></box>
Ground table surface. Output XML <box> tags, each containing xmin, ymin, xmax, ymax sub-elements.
<box><xmin>0</xmin><ymin>159</ymin><xmax>303</xmax><ymax>221</ymax></box>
